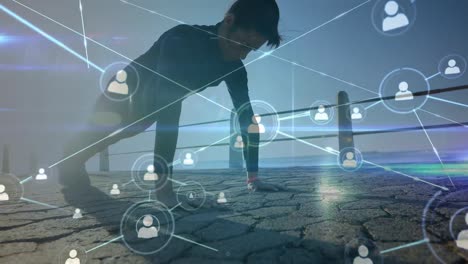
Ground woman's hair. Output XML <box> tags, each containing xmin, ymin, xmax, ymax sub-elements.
<box><xmin>227</xmin><ymin>0</ymin><xmax>282</xmax><ymax>48</ymax></box>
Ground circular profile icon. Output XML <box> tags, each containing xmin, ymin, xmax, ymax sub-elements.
<box><xmin>309</xmin><ymin>100</ymin><xmax>334</xmax><ymax>125</ymax></box>
<box><xmin>230</xmin><ymin>134</ymin><xmax>246</xmax><ymax>153</ymax></box>
<box><xmin>345</xmin><ymin>237</ymin><xmax>383</xmax><ymax>264</ymax></box>
<box><xmin>371</xmin><ymin>0</ymin><xmax>417</xmax><ymax>36</ymax></box>
<box><xmin>100</xmin><ymin>62</ymin><xmax>140</xmax><ymax>102</ymax></box>
<box><xmin>57</xmin><ymin>245</ymin><xmax>87</xmax><ymax>264</ymax></box>
<box><xmin>423</xmin><ymin>190</ymin><xmax>468</xmax><ymax>263</ymax></box>
<box><xmin>233</xmin><ymin>100</ymin><xmax>280</xmax><ymax>148</ymax></box>
<box><xmin>34</xmin><ymin>167</ymin><xmax>49</xmax><ymax>182</ymax></box>
<box><xmin>0</xmin><ymin>173</ymin><xmax>23</xmax><ymax>204</ymax></box>
<box><xmin>338</xmin><ymin>147</ymin><xmax>363</xmax><ymax>172</ymax></box>
<box><xmin>179</xmin><ymin>150</ymin><xmax>198</xmax><ymax>168</ymax></box>
<box><xmin>131</xmin><ymin>154</ymin><xmax>169</xmax><ymax>192</ymax></box>
<box><xmin>347</xmin><ymin>105</ymin><xmax>367</xmax><ymax>123</ymax></box>
<box><xmin>438</xmin><ymin>54</ymin><xmax>466</xmax><ymax>80</ymax></box>
<box><xmin>214</xmin><ymin>190</ymin><xmax>230</xmax><ymax>205</ymax></box>
<box><xmin>379</xmin><ymin>67</ymin><xmax>430</xmax><ymax>114</ymax></box>
<box><xmin>121</xmin><ymin>200</ymin><xmax>174</xmax><ymax>255</ymax></box>
<box><xmin>176</xmin><ymin>181</ymin><xmax>207</xmax><ymax>211</ymax></box>
<box><xmin>109</xmin><ymin>183</ymin><xmax>121</xmax><ymax>196</ymax></box>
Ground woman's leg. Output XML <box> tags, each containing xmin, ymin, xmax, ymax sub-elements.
<box><xmin>58</xmin><ymin>91</ymin><xmax>156</xmax><ymax>188</ymax></box>
<box><xmin>153</xmin><ymin>101</ymin><xmax>183</xmax><ymax>205</ymax></box>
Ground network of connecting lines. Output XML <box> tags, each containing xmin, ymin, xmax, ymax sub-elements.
<box><xmin>0</xmin><ymin>0</ymin><xmax>466</xmax><ymax>262</ymax></box>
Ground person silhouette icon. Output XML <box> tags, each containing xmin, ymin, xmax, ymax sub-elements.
<box><xmin>143</xmin><ymin>165</ymin><xmax>158</xmax><ymax>181</ymax></box>
<box><xmin>217</xmin><ymin>192</ymin><xmax>227</xmax><ymax>204</ymax></box>
<box><xmin>35</xmin><ymin>168</ymin><xmax>47</xmax><ymax>180</ymax></box>
<box><xmin>382</xmin><ymin>1</ymin><xmax>409</xmax><ymax>32</ymax></box>
<box><xmin>248</xmin><ymin>114</ymin><xmax>265</xmax><ymax>134</ymax></box>
<box><xmin>183</xmin><ymin>153</ymin><xmax>194</xmax><ymax>165</ymax></box>
<box><xmin>445</xmin><ymin>59</ymin><xmax>461</xmax><ymax>75</ymax></box>
<box><xmin>314</xmin><ymin>105</ymin><xmax>329</xmax><ymax>121</ymax></box>
<box><xmin>187</xmin><ymin>191</ymin><xmax>196</xmax><ymax>200</ymax></box>
<box><xmin>107</xmin><ymin>70</ymin><xmax>129</xmax><ymax>95</ymax></box>
<box><xmin>137</xmin><ymin>215</ymin><xmax>159</xmax><ymax>239</ymax></box>
<box><xmin>343</xmin><ymin>152</ymin><xmax>357</xmax><ymax>168</ymax></box>
<box><xmin>353</xmin><ymin>245</ymin><xmax>373</xmax><ymax>264</ymax></box>
<box><xmin>456</xmin><ymin>213</ymin><xmax>468</xmax><ymax>249</ymax></box>
<box><xmin>395</xmin><ymin>81</ymin><xmax>413</xmax><ymax>101</ymax></box>
<box><xmin>64</xmin><ymin>249</ymin><xmax>80</xmax><ymax>264</ymax></box>
<box><xmin>110</xmin><ymin>184</ymin><xmax>120</xmax><ymax>195</ymax></box>
<box><xmin>73</xmin><ymin>208</ymin><xmax>83</xmax><ymax>219</ymax></box>
<box><xmin>234</xmin><ymin>135</ymin><xmax>244</xmax><ymax>149</ymax></box>
<box><xmin>0</xmin><ymin>184</ymin><xmax>9</xmax><ymax>201</ymax></box>
<box><xmin>351</xmin><ymin>107</ymin><xmax>363</xmax><ymax>120</ymax></box>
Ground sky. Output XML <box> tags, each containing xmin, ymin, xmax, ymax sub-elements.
<box><xmin>0</xmin><ymin>0</ymin><xmax>467</xmax><ymax>174</ymax></box>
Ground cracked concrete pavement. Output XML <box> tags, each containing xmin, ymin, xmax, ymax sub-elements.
<box><xmin>0</xmin><ymin>166</ymin><xmax>465</xmax><ymax>263</ymax></box>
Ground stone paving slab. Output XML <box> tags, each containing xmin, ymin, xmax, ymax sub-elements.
<box><xmin>0</xmin><ymin>166</ymin><xmax>466</xmax><ymax>263</ymax></box>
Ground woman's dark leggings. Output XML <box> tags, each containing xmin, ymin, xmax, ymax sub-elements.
<box><xmin>58</xmin><ymin>85</ymin><xmax>182</xmax><ymax>188</ymax></box>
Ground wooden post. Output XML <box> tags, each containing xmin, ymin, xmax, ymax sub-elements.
<box><xmin>338</xmin><ymin>91</ymin><xmax>355</xmax><ymax>151</ymax></box>
<box><xmin>229</xmin><ymin>109</ymin><xmax>243</xmax><ymax>169</ymax></box>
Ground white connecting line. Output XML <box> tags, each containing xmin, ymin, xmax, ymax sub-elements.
<box><xmin>172</xmin><ymin>234</ymin><xmax>218</xmax><ymax>252</ymax></box>
<box><xmin>122</xmin><ymin>179</ymin><xmax>135</xmax><ymax>187</ymax></box>
<box><xmin>277</xmin><ymin>131</ymin><xmax>449</xmax><ymax>191</ymax></box>
<box><xmin>194</xmin><ymin>133</ymin><xmax>235</xmax><ymax>153</ymax></box>
<box><xmin>10</xmin><ymin>0</ymin><xmax>233</xmax><ymax>114</ymax></box>
<box><xmin>428</xmin><ymin>95</ymin><xmax>468</xmax><ymax>108</ymax></box>
<box><xmin>278</xmin><ymin>111</ymin><xmax>310</xmax><ymax>121</ymax></box>
<box><xmin>78</xmin><ymin>0</ymin><xmax>89</xmax><ymax>69</ymax></box>
<box><xmin>168</xmin><ymin>178</ymin><xmax>187</xmax><ymax>186</ymax></box>
<box><xmin>272</xmin><ymin>55</ymin><xmax>378</xmax><ymax>95</ymax></box>
<box><xmin>169</xmin><ymin>133</ymin><xmax>233</xmax><ymax>167</ymax></box>
<box><xmin>20</xmin><ymin>197</ymin><xmax>72</xmax><ymax>213</ymax></box>
<box><xmin>414</xmin><ymin>110</ymin><xmax>455</xmax><ymax>188</ymax></box>
<box><xmin>365</xmin><ymin>100</ymin><xmax>382</xmax><ymax>110</ymax></box>
<box><xmin>425</xmin><ymin>72</ymin><xmax>441</xmax><ymax>81</ymax></box>
<box><xmin>8</xmin><ymin>0</ymin><xmax>373</xmax><ymax>170</ymax></box>
<box><xmin>419</xmin><ymin>108</ymin><xmax>468</xmax><ymax>128</ymax></box>
<box><xmin>168</xmin><ymin>202</ymin><xmax>182</xmax><ymax>212</ymax></box>
<box><xmin>85</xmin><ymin>232</ymin><xmax>217</xmax><ymax>254</ymax></box>
<box><xmin>8</xmin><ymin>0</ymin><xmax>237</xmax><ymax>168</ymax></box>
<box><xmin>19</xmin><ymin>176</ymin><xmax>32</xmax><ymax>184</ymax></box>
<box><xmin>380</xmin><ymin>238</ymin><xmax>429</xmax><ymax>254</ymax></box>
<box><xmin>85</xmin><ymin>235</ymin><xmax>123</xmax><ymax>253</ymax></box>
<box><xmin>0</xmin><ymin>3</ymin><xmax>104</xmax><ymax>72</ymax></box>
<box><xmin>122</xmin><ymin>0</ymin><xmax>376</xmax><ymax>96</ymax></box>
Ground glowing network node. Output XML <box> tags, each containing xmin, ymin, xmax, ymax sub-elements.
<box><xmin>110</xmin><ymin>184</ymin><xmax>121</xmax><ymax>195</ymax></box>
<box><xmin>73</xmin><ymin>208</ymin><xmax>83</xmax><ymax>219</ymax></box>
<box><xmin>309</xmin><ymin>100</ymin><xmax>334</xmax><ymax>125</ymax></box>
<box><xmin>99</xmin><ymin>62</ymin><xmax>140</xmax><ymax>102</ymax></box>
<box><xmin>379</xmin><ymin>68</ymin><xmax>430</xmax><ymax>114</ymax></box>
<box><xmin>131</xmin><ymin>154</ymin><xmax>169</xmax><ymax>192</ymax></box>
<box><xmin>121</xmin><ymin>200</ymin><xmax>175</xmax><ymax>255</ymax></box>
<box><xmin>58</xmin><ymin>245</ymin><xmax>87</xmax><ymax>264</ymax></box>
<box><xmin>176</xmin><ymin>181</ymin><xmax>207</xmax><ymax>211</ymax></box>
<box><xmin>338</xmin><ymin>147</ymin><xmax>363</xmax><ymax>172</ymax></box>
<box><xmin>35</xmin><ymin>168</ymin><xmax>48</xmax><ymax>180</ymax></box>
<box><xmin>0</xmin><ymin>173</ymin><xmax>23</xmax><ymax>203</ymax></box>
<box><xmin>179</xmin><ymin>150</ymin><xmax>198</xmax><ymax>168</ymax></box>
<box><xmin>422</xmin><ymin>190</ymin><xmax>468</xmax><ymax>263</ymax></box>
<box><xmin>233</xmin><ymin>100</ymin><xmax>280</xmax><ymax>148</ymax></box>
<box><xmin>371</xmin><ymin>0</ymin><xmax>416</xmax><ymax>36</ymax></box>
<box><xmin>231</xmin><ymin>134</ymin><xmax>245</xmax><ymax>152</ymax></box>
<box><xmin>438</xmin><ymin>54</ymin><xmax>466</xmax><ymax>80</ymax></box>
<box><xmin>347</xmin><ymin>105</ymin><xmax>367</xmax><ymax>123</ymax></box>
<box><xmin>345</xmin><ymin>237</ymin><xmax>382</xmax><ymax>264</ymax></box>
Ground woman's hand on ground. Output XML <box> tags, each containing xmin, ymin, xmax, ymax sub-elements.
<box><xmin>248</xmin><ymin>180</ymin><xmax>285</xmax><ymax>192</ymax></box>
